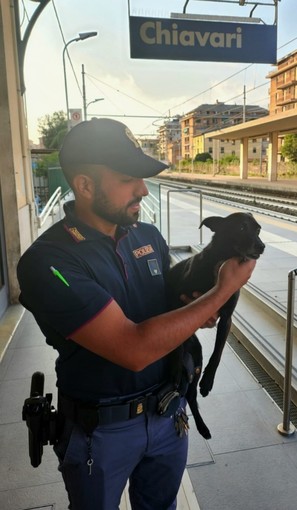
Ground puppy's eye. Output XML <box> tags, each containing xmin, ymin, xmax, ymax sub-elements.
<box><xmin>240</xmin><ymin>222</ymin><xmax>247</xmax><ymax>231</ymax></box>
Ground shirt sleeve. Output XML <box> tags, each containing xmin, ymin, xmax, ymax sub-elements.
<box><xmin>17</xmin><ymin>243</ymin><xmax>113</xmax><ymax>338</ymax></box>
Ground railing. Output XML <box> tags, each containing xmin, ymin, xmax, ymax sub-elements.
<box><xmin>140</xmin><ymin>193</ymin><xmax>159</xmax><ymax>224</ymax></box>
<box><xmin>277</xmin><ymin>268</ymin><xmax>297</xmax><ymax>437</ymax></box>
<box><xmin>37</xmin><ymin>186</ymin><xmax>62</xmax><ymax>229</ymax></box>
<box><xmin>36</xmin><ymin>187</ymin><xmax>72</xmax><ymax>229</ymax></box>
<box><xmin>166</xmin><ymin>188</ymin><xmax>203</xmax><ymax>247</ymax></box>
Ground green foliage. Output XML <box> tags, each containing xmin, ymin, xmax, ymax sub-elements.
<box><xmin>281</xmin><ymin>134</ymin><xmax>297</xmax><ymax>163</ymax></box>
<box><xmin>38</xmin><ymin>111</ymin><xmax>67</xmax><ymax>150</ymax></box>
<box><xmin>219</xmin><ymin>154</ymin><xmax>240</xmax><ymax>165</ymax></box>
<box><xmin>35</xmin><ymin>152</ymin><xmax>59</xmax><ymax>177</ymax></box>
<box><xmin>195</xmin><ymin>152</ymin><xmax>212</xmax><ymax>162</ymax></box>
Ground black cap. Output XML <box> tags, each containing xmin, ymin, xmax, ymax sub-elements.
<box><xmin>59</xmin><ymin>118</ymin><xmax>168</xmax><ymax>178</ymax></box>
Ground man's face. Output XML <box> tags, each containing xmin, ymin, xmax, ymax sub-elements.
<box><xmin>91</xmin><ymin>167</ymin><xmax>149</xmax><ymax>226</ymax></box>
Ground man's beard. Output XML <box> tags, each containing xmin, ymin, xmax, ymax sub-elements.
<box><xmin>91</xmin><ymin>186</ymin><xmax>141</xmax><ymax>226</ymax></box>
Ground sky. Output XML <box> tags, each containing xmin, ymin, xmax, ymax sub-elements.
<box><xmin>21</xmin><ymin>0</ymin><xmax>297</xmax><ymax>144</ymax></box>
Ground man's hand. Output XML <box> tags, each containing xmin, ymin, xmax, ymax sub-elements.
<box><xmin>217</xmin><ymin>257</ymin><xmax>256</xmax><ymax>293</ymax></box>
<box><xmin>180</xmin><ymin>291</ymin><xmax>219</xmax><ymax>329</ymax></box>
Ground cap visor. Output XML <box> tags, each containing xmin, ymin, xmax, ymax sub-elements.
<box><xmin>115</xmin><ymin>152</ymin><xmax>168</xmax><ymax>178</ymax></box>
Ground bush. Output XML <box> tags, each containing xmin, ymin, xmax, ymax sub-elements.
<box><xmin>219</xmin><ymin>154</ymin><xmax>240</xmax><ymax>165</ymax></box>
<box><xmin>195</xmin><ymin>152</ymin><xmax>212</xmax><ymax>162</ymax></box>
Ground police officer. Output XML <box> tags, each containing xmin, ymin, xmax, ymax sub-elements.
<box><xmin>17</xmin><ymin>118</ymin><xmax>256</xmax><ymax>510</ymax></box>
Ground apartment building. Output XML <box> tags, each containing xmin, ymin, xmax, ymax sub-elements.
<box><xmin>194</xmin><ymin>134</ymin><xmax>268</xmax><ymax>162</ymax></box>
<box><xmin>180</xmin><ymin>102</ymin><xmax>268</xmax><ymax>160</ymax></box>
<box><xmin>137</xmin><ymin>136</ymin><xmax>159</xmax><ymax>159</ymax></box>
<box><xmin>159</xmin><ymin>103</ymin><xmax>268</xmax><ymax>165</ymax></box>
<box><xmin>158</xmin><ymin>116</ymin><xmax>181</xmax><ymax>162</ymax></box>
<box><xmin>267</xmin><ymin>49</ymin><xmax>297</xmax><ymax>114</ymax></box>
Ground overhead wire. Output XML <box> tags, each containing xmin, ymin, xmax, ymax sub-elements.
<box><xmin>48</xmin><ymin>1</ymin><xmax>297</xmax><ymax>132</ymax></box>
<box><xmin>20</xmin><ymin>0</ymin><xmax>30</xmax><ymax>26</ymax></box>
<box><xmin>86</xmin><ymin>74</ymin><xmax>129</xmax><ymax>116</ymax></box>
<box><xmin>162</xmin><ymin>25</ymin><xmax>297</xmax><ymax>122</ymax></box>
<box><xmin>51</xmin><ymin>0</ymin><xmax>82</xmax><ymax>97</ymax></box>
<box><xmin>86</xmin><ymin>73</ymin><xmax>165</xmax><ymax>115</ymax></box>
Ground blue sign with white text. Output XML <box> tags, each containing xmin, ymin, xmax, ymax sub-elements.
<box><xmin>129</xmin><ymin>17</ymin><xmax>277</xmax><ymax>64</ymax></box>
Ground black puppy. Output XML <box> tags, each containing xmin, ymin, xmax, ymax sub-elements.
<box><xmin>166</xmin><ymin>212</ymin><xmax>265</xmax><ymax>439</ymax></box>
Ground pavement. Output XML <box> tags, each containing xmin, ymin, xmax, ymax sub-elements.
<box><xmin>159</xmin><ymin>170</ymin><xmax>297</xmax><ymax>193</ymax></box>
<box><xmin>1</xmin><ymin>174</ymin><xmax>297</xmax><ymax>510</ymax></box>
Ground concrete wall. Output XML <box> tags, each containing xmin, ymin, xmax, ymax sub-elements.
<box><xmin>0</xmin><ymin>0</ymin><xmax>36</xmax><ymax>305</ymax></box>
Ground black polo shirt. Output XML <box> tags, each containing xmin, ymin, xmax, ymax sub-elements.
<box><xmin>17</xmin><ymin>201</ymin><xmax>171</xmax><ymax>402</ymax></box>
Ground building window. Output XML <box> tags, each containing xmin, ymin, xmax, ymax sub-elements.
<box><xmin>220</xmin><ymin>147</ymin><xmax>225</xmax><ymax>154</ymax></box>
<box><xmin>253</xmin><ymin>148</ymin><xmax>257</xmax><ymax>153</ymax></box>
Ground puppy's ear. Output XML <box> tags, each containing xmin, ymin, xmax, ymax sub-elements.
<box><xmin>199</xmin><ymin>216</ymin><xmax>224</xmax><ymax>232</ymax></box>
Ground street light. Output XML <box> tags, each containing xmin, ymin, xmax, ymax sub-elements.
<box><xmin>85</xmin><ymin>98</ymin><xmax>104</xmax><ymax>118</ymax></box>
<box><xmin>62</xmin><ymin>31</ymin><xmax>98</xmax><ymax>130</ymax></box>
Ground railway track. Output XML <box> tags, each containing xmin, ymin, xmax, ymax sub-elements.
<box><xmin>152</xmin><ymin>177</ymin><xmax>297</xmax><ymax>221</ymax></box>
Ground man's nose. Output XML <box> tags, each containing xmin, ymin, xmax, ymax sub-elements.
<box><xmin>138</xmin><ymin>179</ymin><xmax>149</xmax><ymax>197</ymax></box>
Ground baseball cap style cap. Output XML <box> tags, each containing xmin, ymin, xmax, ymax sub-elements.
<box><xmin>59</xmin><ymin>118</ymin><xmax>168</xmax><ymax>178</ymax></box>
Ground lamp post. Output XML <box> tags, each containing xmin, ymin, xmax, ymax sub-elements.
<box><xmin>63</xmin><ymin>32</ymin><xmax>98</xmax><ymax>130</ymax></box>
<box><xmin>81</xmin><ymin>64</ymin><xmax>104</xmax><ymax>120</ymax></box>
<box><xmin>85</xmin><ymin>98</ymin><xmax>105</xmax><ymax>119</ymax></box>
<box><xmin>15</xmin><ymin>0</ymin><xmax>51</xmax><ymax>94</ymax></box>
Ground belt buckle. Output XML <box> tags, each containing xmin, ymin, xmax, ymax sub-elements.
<box><xmin>129</xmin><ymin>396</ymin><xmax>146</xmax><ymax>418</ymax></box>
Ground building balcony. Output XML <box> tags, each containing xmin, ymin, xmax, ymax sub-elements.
<box><xmin>276</xmin><ymin>97</ymin><xmax>297</xmax><ymax>107</ymax></box>
<box><xmin>277</xmin><ymin>79</ymin><xmax>297</xmax><ymax>90</ymax></box>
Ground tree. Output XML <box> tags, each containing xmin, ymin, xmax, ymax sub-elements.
<box><xmin>38</xmin><ymin>111</ymin><xmax>67</xmax><ymax>150</ymax></box>
<box><xmin>195</xmin><ymin>152</ymin><xmax>212</xmax><ymax>162</ymax></box>
<box><xmin>35</xmin><ymin>151</ymin><xmax>60</xmax><ymax>177</ymax></box>
<box><xmin>281</xmin><ymin>134</ymin><xmax>297</xmax><ymax>163</ymax></box>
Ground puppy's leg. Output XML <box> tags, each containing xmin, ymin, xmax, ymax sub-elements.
<box><xmin>200</xmin><ymin>314</ymin><xmax>231</xmax><ymax>397</ymax></box>
<box><xmin>184</xmin><ymin>335</ymin><xmax>211</xmax><ymax>439</ymax></box>
<box><xmin>186</xmin><ymin>374</ymin><xmax>211</xmax><ymax>439</ymax></box>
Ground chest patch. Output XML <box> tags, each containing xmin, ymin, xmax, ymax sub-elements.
<box><xmin>133</xmin><ymin>244</ymin><xmax>154</xmax><ymax>258</ymax></box>
<box><xmin>147</xmin><ymin>259</ymin><xmax>161</xmax><ymax>276</ymax></box>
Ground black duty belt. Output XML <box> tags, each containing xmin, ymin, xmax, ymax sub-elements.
<box><xmin>58</xmin><ymin>392</ymin><xmax>159</xmax><ymax>432</ymax></box>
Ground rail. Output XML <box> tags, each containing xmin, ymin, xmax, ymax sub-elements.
<box><xmin>36</xmin><ymin>186</ymin><xmax>67</xmax><ymax>229</ymax></box>
<box><xmin>277</xmin><ymin>268</ymin><xmax>297</xmax><ymax>436</ymax></box>
<box><xmin>166</xmin><ymin>188</ymin><xmax>203</xmax><ymax>247</ymax></box>
<box><xmin>140</xmin><ymin>193</ymin><xmax>159</xmax><ymax>224</ymax></box>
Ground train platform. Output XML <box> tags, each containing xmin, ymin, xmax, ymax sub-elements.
<box><xmin>160</xmin><ymin>170</ymin><xmax>297</xmax><ymax>194</ymax></box>
<box><xmin>1</xmin><ymin>307</ymin><xmax>297</xmax><ymax>510</ymax></box>
<box><xmin>1</xmin><ymin>175</ymin><xmax>297</xmax><ymax>509</ymax></box>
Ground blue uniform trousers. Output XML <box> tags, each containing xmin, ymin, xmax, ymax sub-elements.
<box><xmin>54</xmin><ymin>406</ymin><xmax>188</xmax><ymax>510</ymax></box>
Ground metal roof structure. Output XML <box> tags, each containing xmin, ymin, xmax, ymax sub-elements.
<box><xmin>204</xmin><ymin>109</ymin><xmax>297</xmax><ymax>139</ymax></box>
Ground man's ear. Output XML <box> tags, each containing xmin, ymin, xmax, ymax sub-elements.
<box><xmin>72</xmin><ymin>174</ymin><xmax>95</xmax><ymax>199</ymax></box>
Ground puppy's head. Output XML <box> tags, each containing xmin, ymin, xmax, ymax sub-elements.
<box><xmin>200</xmin><ymin>212</ymin><xmax>265</xmax><ymax>259</ymax></box>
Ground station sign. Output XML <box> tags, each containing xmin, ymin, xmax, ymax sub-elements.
<box><xmin>69</xmin><ymin>109</ymin><xmax>82</xmax><ymax>128</ymax></box>
<box><xmin>129</xmin><ymin>16</ymin><xmax>277</xmax><ymax>64</ymax></box>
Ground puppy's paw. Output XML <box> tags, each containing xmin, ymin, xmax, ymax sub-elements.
<box><xmin>199</xmin><ymin>385</ymin><xmax>210</xmax><ymax>398</ymax></box>
<box><xmin>199</xmin><ymin>375</ymin><xmax>213</xmax><ymax>397</ymax></box>
<box><xmin>199</xmin><ymin>424</ymin><xmax>211</xmax><ymax>440</ymax></box>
